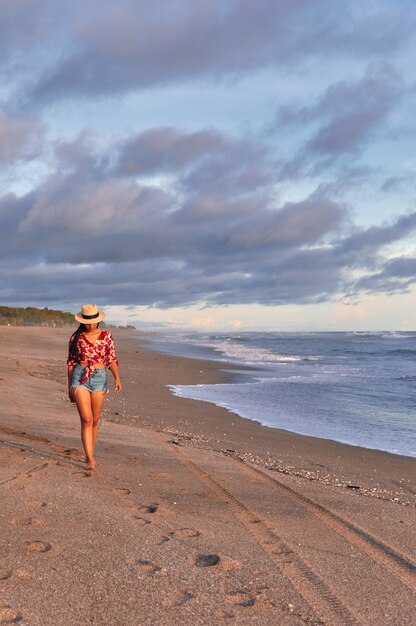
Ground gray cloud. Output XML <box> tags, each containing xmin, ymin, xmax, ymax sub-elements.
<box><xmin>379</xmin><ymin>174</ymin><xmax>415</xmax><ymax>193</ymax></box>
<box><xmin>1</xmin><ymin>124</ymin><xmax>416</xmax><ymax>310</ymax></box>
<box><xmin>336</xmin><ymin>212</ymin><xmax>416</xmax><ymax>257</ymax></box>
<box><xmin>115</xmin><ymin>127</ymin><xmax>228</xmax><ymax>176</ymax></box>
<box><xmin>8</xmin><ymin>1</ymin><xmax>410</xmax><ymax>106</ymax></box>
<box><xmin>307</xmin><ymin>64</ymin><xmax>403</xmax><ymax>156</ymax></box>
<box><xmin>0</xmin><ymin>114</ymin><xmax>44</xmax><ymax>164</ymax></box>
<box><xmin>0</xmin><ymin>1</ymin><xmax>57</xmax><ymax>57</ymax></box>
<box><xmin>354</xmin><ymin>256</ymin><xmax>416</xmax><ymax>294</ymax></box>
<box><xmin>1</xmin><ymin>2</ymin><xmax>415</xmax><ymax>315</ymax></box>
<box><xmin>275</xmin><ymin>63</ymin><xmax>404</xmax><ymax>182</ymax></box>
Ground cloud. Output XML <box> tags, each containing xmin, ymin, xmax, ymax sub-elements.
<box><xmin>9</xmin><ymin>1</ymin><xmax>411</xmax><ymax>106</ymax></box>
<box><xmin>379</xmin><ymin>174</ymin><xmax>415</xmax><ymax>193</ymax></box>
<box><xmin>115</xmin><ymin>127</ymin><xmax>227</xmax><ymax>176</ymax></box>
<box><xmin>336</xmin><ymin>212</ymin><xmax>416</xmax><ymax>258</ymax></box>
<box><xmin>0</xmin><ymin>1</ymin><xmax>56</xmax><ymax>57</ymax></box>
<box><xmin>1</xmin><ymin>120</ymin><xmax>416</xmax><ymax>311</ymax></box>
<box><xmin>1</xmin><ymin>2</ymin><xmax>415</xmax><ymax>320</ymax></box>
<box><xmin>53</xmin><ymin>126</ymin><xmax>274</xmax><ymax>198</ymax></box>
<box><xmin>307</xmin><ymin>64</ymin><xmax>403</xmax><ymax>157</ymax></box>
<box><xmin>354</xmin><ymin>256</ymin><xmax>416</xmax><ymax>294</ymax></box>
<box><xmin>0</xmin><ymin>114</ymin><xmax>44</xmax><ymax>165</ymax></box>
<box><xmin>274</xmin><ymin>63</ymin><xmax>404</xmax><ymax>182</ymax></box>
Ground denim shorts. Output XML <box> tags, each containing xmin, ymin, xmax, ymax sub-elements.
<box><xmin>71</xmin><ymin>364</ymin><xmax>108</xmax><ymax>393</ymax></box>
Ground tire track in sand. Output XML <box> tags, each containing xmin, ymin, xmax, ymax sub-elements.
<box><xmin>231</xmin><ymin>458</ymin><xmax>416</xmax><ymax>593</ymax></box>
<box><xmin>157</xmin><ymin>433</ymin><xmax>360</xmax><ymax>626</ymax></box>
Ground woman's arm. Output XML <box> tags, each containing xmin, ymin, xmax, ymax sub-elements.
<box><xmin>67</xmin><ymin>365</ymin><xmax>75</xmax><ymax>401</ymax></box>
<box><xmin>108</xmin><ymin>360</ymin><xmax>122</xmax><ymax>393</ymax></box>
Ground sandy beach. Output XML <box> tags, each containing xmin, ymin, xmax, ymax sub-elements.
<box><xmin>0</xmin><ymin>326</ymin><xmax>415</xmax><ymax>625</ymax></box>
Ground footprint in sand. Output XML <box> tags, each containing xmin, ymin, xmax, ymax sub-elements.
<box><xmin>26</xmin><ymin>541</ymin><xmax>52</xmax><ymax>553</ymax></box>
<box><xmin>151</xmin><ymin>472</ymin><xmax>170</xmax><ymax>480</ymax></box>
<box><xmin>225</xmin><ymin>591</ymin><xmax>256</xmax><ymax>607</ymax></box>
<box><xmin>216</xmin><ymin>609</ymin><xmax>236</xmax><ymax>620</ymax></box>
<box><xmin>195</xmin><ymin>554</ymin><xmax>220</xmax><ymax>567</ymax></box>
<box><xmin>112</xmin><ymin>487</ymin><xmax>131</xmax><ymax>496</ymax></box>
<box><xmin>8</xmin><ymin>517</ymin><xmax>42</xmax><ymax>527</ymax></box>
<box><xmin>173</xmin><ymin>591</ymin><xmax>194</xmax><ymax>607</ymax></box>
<box><xmin>0</xmin><ymin>568</ymin><xmax>13</xmax><ymax>581</ymax></box>
<box><xmin>26</xmin><ymin>500</ymin><xmax>48</xmax><ymax>508</ymax></box>
<box><xmin>13</xmin><ymin>569</ymin><xmax>32</xmax><ymax>580</ymax></box>
<box><xmin>0</xmin><ymin>603</ymin><xmax>23</xmax><ymax>624</ymax></box>
<box><xmin>135</xmin><ymin>503</ymin><xmax>159</xmax><ymax>514</ymax></box>
<box><xmin>132</xmin><ymin>515</ymin><xmax>151</xmax><ymax>526</ymax></box>
<box><xmin>0</xmin><ymin>568</ymin><xmax>31</xmax><ymax>582</ymax></box>
<box><xmin>128</xmin><ymin>558</ymin><xmax>162</xmax><ymax>575</ymax></box>
<box><xmin>5</xmin><ymin>483</ymin><xmax>25</xmax><ymax>492</ymax></box>
<box><xmin>169</xmin><ymin>528</ymin><xmax>201</xmax><ymax>539</ymax></box>
<box><xmin>63</xmin><ymin>448</ymin><xmax>81</xmax><ymax>458</ymax></box>
<box><xmin>217</xmin><ymin>557</ymin><xmax>240</xmax><ymax>572</ymax></box>
<box><xmin>156</xmin><ymin>535</ymin><xmax>170</xmax><ymax>545</ymax></box>
<box><xmin>72</xmin><ymin>469</ymin><xmax>93</xmax><ymax>478</ymax></box>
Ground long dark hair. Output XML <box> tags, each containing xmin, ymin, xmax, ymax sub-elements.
<box><xmin>68</xmin><ymin>323</ymin><xmax>100</xmax><ymax>362</ymax></box>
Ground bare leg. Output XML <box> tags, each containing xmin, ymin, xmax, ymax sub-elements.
<box><xmin>91</xmin><ymin>391</ymin><xmax>106</xmax><ymax>454</ymax></box>
<box><xmin>74</xmin><ymin>389</ymin><xmax>96</xmax><ymax>469</ymax></box>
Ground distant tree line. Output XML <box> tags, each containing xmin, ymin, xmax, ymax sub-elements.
<box><xmin>0</xmin><ymin>306</ymin><xmax>136</xmax><ymax>329</ymax></box>
<box><xmin>0</xmin><ymin>306</ymin><xmax>76</xmax><ymax>327</ymax></box>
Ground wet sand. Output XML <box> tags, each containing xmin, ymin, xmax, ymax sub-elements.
<box><xmin>0</xmin><ymin>326</ymin><xmax>415</xmax><ymax>625</ymax></box>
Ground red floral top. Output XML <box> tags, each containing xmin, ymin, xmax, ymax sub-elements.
<box><xmin>67</xmin><ymin>330</ymin><xmax>118</xmax><ymax>384</ymax></box>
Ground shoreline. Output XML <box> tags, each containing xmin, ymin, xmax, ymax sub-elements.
<box><xmin>110</xmin><ymin>330</ymin><xmax>416</xmax><ymax>502</ymax></box>
<box><xmin>1</xmin><ymin>326</ymin><xmax>415</xmax><ymax>625</ymax></box>
<box><xmin>140</xmin><ymin>332</ymin><xmax>416</xmax><ymax>462</ymax></box>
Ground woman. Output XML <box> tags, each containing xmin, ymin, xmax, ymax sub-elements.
<box><xmin>67</xmin><ymin>304</ymin><xmax>121</xmax><ymax>469</ymax></box>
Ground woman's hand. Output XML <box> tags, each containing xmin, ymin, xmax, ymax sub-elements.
<box><xmin>109</xmin><ymin>361</ymin><xmax>122</xmax><ymax>393</ymax></box>
<box><xmin>68</xmin><ymin>387</ymin><xmax>75</xmax><ymax>403</ymax></box>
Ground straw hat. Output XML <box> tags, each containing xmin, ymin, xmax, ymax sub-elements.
<box><xmin>74</xmin><ymin>304</ymin><xmax>105</xmax><ymax>324</ymax></box>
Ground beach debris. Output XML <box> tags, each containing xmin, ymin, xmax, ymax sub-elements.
<box><xmin>145</xmin><ymin>503</ymin><xmax>158</xmax><ymax>513</ymax></box>
<box><xmin>221</xmin><ymin>451</ymin><xmax>415</xmax><ymax>506</ymax></box>
<box><xmin>195</xmin><ymin>553</ymin><xmax>220</xmax><ymax>567</ymax></box>
<box><xmin>170</xmin><ymin>439</ymin><xmax>184</xmax><ymax>446</ymax></box>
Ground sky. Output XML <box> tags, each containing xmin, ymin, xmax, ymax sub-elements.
<box><xmin>1</xmin><ymin>0</ymin><xmax>416</xmax><ymax>331</ymax></box>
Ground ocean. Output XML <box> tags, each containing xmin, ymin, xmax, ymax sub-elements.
<box><xmin>147</xmin><ymin>331</ymin><xmax>416</xmax><ymax>458</ymax></box>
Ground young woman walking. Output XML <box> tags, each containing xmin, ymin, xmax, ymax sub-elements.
<box><xmin>67</xmin><ymin>304</ymin><xmax>121</xmax><ymax>469</ymax></box>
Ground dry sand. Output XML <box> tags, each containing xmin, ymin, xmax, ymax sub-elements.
<box><xmin>0</xmin><ymin>326</ymin><xmax>415</xmax><ymax>625</ymax></box>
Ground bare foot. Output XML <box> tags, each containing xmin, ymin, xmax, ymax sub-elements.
<box><xmin>86</xmin><ymin>459</ymin><xmax>96</xmax><ymax>470</ymax></box>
